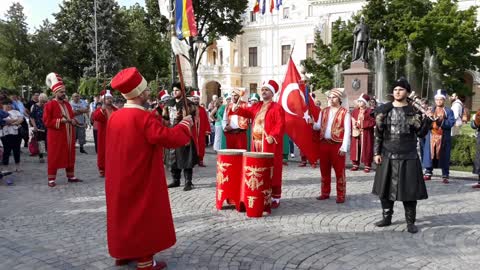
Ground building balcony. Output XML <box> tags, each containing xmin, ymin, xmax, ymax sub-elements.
<box><xmin>198</xmin><ymin>65</ymin><xmax>226</xmax><ymax>75</ymax></box>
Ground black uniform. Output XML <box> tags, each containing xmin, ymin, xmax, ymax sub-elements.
<box><xmin>372</xmin><ymin>102</ymin><xmax>431</xmax><ymax>232</ymax></box>
<box><xmin>163</xmin><ymin>98</ymin><xmax>198</xmax><ymax>190</ymax></box>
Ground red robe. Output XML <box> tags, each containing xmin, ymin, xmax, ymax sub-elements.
<box><xmin>224</xmin><ymin>101</ymin><xmax>249</xmax><ymax>149</ymax></box>
<box><xmin>92</xmin><ymin>106</ymin><xmax>118</xmax><ymax>175</ymax></box>
<box><xmin>195</xmin><ymin>106</ymin><xmax>211</xmax><ymax>160</ymax></box>
<box><xmin>105</xmin><ymin>104</ymin><xmax>191</xmax><ymax>259</ymax></box>
<box><xmin>43</xmin><ymin>99</ymin><xmax>76</xmax><ymax>173</ymax></box>
<box><xmin>235</xmin><ymin>101</ymin><xmax>285</xmax><ymax>198</ymax></box>
<box><xmin>349</xmin><ymin>107</ymin><xmax>375</xmax><ymax>166</ymax></box>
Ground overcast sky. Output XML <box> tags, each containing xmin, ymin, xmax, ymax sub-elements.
<box><xmin>0</xmin><ymin>0</ymin><xmax>147</xmax><ymax>32</ymax></box>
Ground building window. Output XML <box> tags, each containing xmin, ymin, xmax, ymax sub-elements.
<box><xmin>308</xmin><ymin>5</ymin><xmax>313</xmax><ymax>17</ymax></box>
<box><xmin>281</xmin><ymin>45</ymin><xmax>291</xmax><ymax>65</ymax></box>
<box><xmin>220</xmin><ymin>49</ymin><xmax>223</xmax><ymax>65</ymax></box>
<box><xmin>250</xmin><ymin>11</ymin><xmax>256</xmax><ymax>22</ymax></box>
<box><xmin>283</xmin><ymin>7</ymin><xmax>290</xmax><ymax>19</ymax></box>
<box><xmin>250</xmin><ymin>83</ymin><xmax>258</xmax><ymax>93</ymax></box>
<box><xmin>212</xmin><ymin>51</ymin><xmax>217</xmax><ymax>65</ymax></box>
<box><xmin>306</xmin><ymin>43</ymin><xmax>314</xmax><ymax>59</ymax></box>
<box><xmin>234</xmin><ymin>49</ymin><xmax>239</xmax><ymax>66</ymax></box>
<box><xmin>249</xmin><ymin>47</ymin><xmax>258</xmax><ymax>67</ymax></box>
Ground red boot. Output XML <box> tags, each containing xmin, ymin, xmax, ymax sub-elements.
<box><xmin>316</xmin><ymin>194</ymin><xmax>330</xmax><ymax>200</ymax></box>
<box><xmin>472</xmin><ymin>183</ymin><xmax>480</xmax><ymax>189</ymax></box>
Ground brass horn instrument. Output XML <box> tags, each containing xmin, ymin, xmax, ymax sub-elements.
<box><xmin>407</xmin><ymin>92</ymin><xmax>438</xmax><ymax>121</ymax></box>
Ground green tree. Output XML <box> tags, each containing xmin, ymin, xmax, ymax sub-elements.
<box><xmin>30</xmin><ymin>20</ymin><xmax>61</xmax><ymax>91</ymax></box>
<box><xmin>122</xmin><ymin>2</ymin><xmax>170</xmax><ymax>84</ymax></box>
<box><xmin>304</xmin><ymin>19</ymin><xmax>354</xmax><ymax>91</ymax></box>
<box><xmin>0</xmin><ymin>2</ymin><xmax>32</xmax><ymax>90</ymax></box>
<box><xmin>54</xmin><ymin>0</ymin><xmax>129</xmax><ymax>90</ymax></box>
<box><xmin>412</xmin><ymin>0</ymin><xmax>480</xmax><ymax>96</ymax></box>
<box><xmin>179</xmin><ymin>0</ymin><xmax>248</xmax><ymax>89</ymax></box>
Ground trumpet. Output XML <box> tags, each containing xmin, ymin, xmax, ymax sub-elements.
<box><xmin>407</xmin><ymin>92</ymin><xmax>438</xmax><ymax>121</ymax></box>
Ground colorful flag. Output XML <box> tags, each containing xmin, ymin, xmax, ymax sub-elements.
<box><xmin>270</xmin><ymin>0</ymin><xmax>274</xmax><ymax>13</ymax></box>
<box><xmin>175</xmin><ymin>0</ymin><xmax>198</xmax><ymax>39</ymax></box>
<box><xmin>253</xmin><ymin>0</ymin><xmax>260</xmax><ymax>13</ymax></box>
<box><xmin>261</xmin><ymin>0</ymin><xmax>266</xmax><ymax>15</ymax></box>
<box><xmin>276</xmin><ymin>0</ymin><xmax>283</xmax><ymax>10</ymax></box>
<box><xmin>278</xmin><ymin>57</ymin><xmax>321</xmax><ymax>164</ymax></box>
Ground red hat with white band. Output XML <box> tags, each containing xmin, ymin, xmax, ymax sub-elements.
<box><xmin>110</xmin><ymin>67</ymin><xmax>148</xmax><ymax>100</ymax></box>
<box><xmin>356</xmin><ymin>93</ymin><xmax>370</xmax><ymax>104</ymax></box>
<box><xmin>158</xmin><ymin>90</ymin><xmax>170</xmax><ymax>101</ymax></box>
<box><xmin>45</xmin><ymin>72</ymin><xmax>65</xmax><ymax>93</ymax></box>
<box><xmin>262</xmin><ymin>80</ymin><xmax>279</xmax><ymax>94</ymax></box>
<box><xmin>190</xmin><ymin>90</ymin><xmax>201</xmax><ymax>98</ymax></box>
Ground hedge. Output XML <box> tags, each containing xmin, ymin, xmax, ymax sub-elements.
<box><xmin>450</xmin><ymin>134</ymin><xmax>476</xmax><ymax>166</ymax></box>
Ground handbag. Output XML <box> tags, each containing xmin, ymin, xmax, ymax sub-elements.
<box><xmin>29</xmin><ymin>133</ymin><xmax>39</xmax><ymax>156</ymax></box>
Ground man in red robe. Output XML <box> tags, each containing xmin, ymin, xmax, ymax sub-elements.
<box><xmin>233</xmin><ymin>80</ymin><xmax>285</xmax><ymax>208</ymax></box>
<box><xmin>313</xmin><ymin>88</ymin><xmax>351</xmax><ymax>203</ymax></box>
<box><xmin>223</xmin><ymin>88</ymin><xmax>248</xmax><ymax>149</ymax></box>
<box><xmin>91</xmin><ymin>90</ymin><xmax>117</xmax><ymax>177</ymax></box>
<box><xmin>106</xmin><ymin>67</ymin><xmax>193</xmax><ymax>270</ymax></box>
<box><xmin>190</xmin><ymin>90</ymin><xmax>211</xmax><ymax>167</ymax></box>
<box><xmin>43</xmin><ymin>72</ymin><xmax>81</xmax><ymax>187</ymax></box>
<box><xmin>350</xmin><ymin>93</ymin><xmax>375</xmax><ymax>172</ymax></box>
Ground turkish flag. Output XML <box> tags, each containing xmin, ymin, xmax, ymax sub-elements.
<box><xmin>278</xmin><ymin>57</ymin><xmax>321</xmax><ymax>163</ymax></box>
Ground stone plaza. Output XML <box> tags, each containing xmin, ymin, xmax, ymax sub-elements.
<box><xmin>0</xmin><ymin>139</ymin><xmax>479</xmax><ymax>270</ymax></box>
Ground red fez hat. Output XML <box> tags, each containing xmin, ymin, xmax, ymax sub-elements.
<box><xmin>158</xmin><ymin>90</ymin><xmax>170</xmax><ymax>100</ymax></box>
<box><xmin>45</xmin><ymin>72</ymin><xmax>65</xmax><ymax>93</ymax></box>
<box><xmin>262</xmin><ymin>80</ymin><xmax>279</xmax><ymax>94</ymax></box>
<box><xmin>190</xmin><ymin>90</ymin><xmax>201</xmax><ymax>98</ymax></box>
<box><xmin>110</xmin><ymin>67</ymin><xmax>147</xmax><ymax>99</ymax></box>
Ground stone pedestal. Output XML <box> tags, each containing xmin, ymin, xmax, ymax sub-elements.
<box><xmin>342</xmin><ymin>61</ymin><xmax>371</xmax><ymax>108</ymax></box>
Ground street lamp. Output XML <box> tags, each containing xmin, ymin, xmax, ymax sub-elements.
<box><xmin>193</xmin><ymin>36</ymin><xmax>206</xmax><ymax>51</ymax></box>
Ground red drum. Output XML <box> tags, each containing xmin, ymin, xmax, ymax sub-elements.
<box><xmin>216</xmin><ymin>149</ymin><xmax>246</xmax><ymax>210</ymax></box>
<box><xmin>242</xmin><ymin>152</ymin><xmax>274</xmax><ymax>218</ymax></box>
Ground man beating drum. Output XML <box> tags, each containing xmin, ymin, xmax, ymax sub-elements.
<box><xmin>232</xmin><ymin>80</ymin><xmax>285</xmax><ymax>208</ymax></box>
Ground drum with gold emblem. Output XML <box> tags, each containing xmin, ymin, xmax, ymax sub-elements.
<box><xmin>241</xmin><ymin>152</ymin><xmax>274</xmax><ymax>217</ymax></box>
<box><xmin>216</xmin><ymin>149</ymin><xmax>246</xmax><ymax>210</ymax></box>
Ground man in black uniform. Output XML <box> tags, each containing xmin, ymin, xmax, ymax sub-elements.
<box><xmin>163</xmin><ymin>82</ymin><xmax>198</xmax><ymax>191</ymax></box>
<box><xmin>372</xmin><ymin>77</ymin><xmax>432</xmax><ymax>233</ymax></box>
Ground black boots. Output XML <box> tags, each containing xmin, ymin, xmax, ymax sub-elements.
<box><xmin>183</xmin><ymin>169</ymin><xmax>193</xmax><ymax>191</ymax></box>
<box><xmin>80</xmin><ymin>146</ymin><xmax>88</xmax><ymax>154</ymax></box>
<box><xmin>184</xmin><ymin>181</ymin><xmax>193</xmax><ymax>191</ymax></box>
<box><xmin>375</xmin><ymin>208</ymin><xmax>393</xmax><ymax>227</ymax></box>
<box><xmin>168</xmin><ymin>169</ymin><xmax>193</xmax><ymax>191</ymax></box>
<box><xmin>405</xmin><ymin>205</ymin><xmax>418</xmax><ymax>234</ymax></box>
<box><xmin>167</xmin><ymin>179</ymin><xmax>180</xmax><ymax>188</ymax></box>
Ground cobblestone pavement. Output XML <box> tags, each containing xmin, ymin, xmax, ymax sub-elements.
<box><xmin>1</xmin><ymin>135</ymin><xmax>479</xmax><ymax>270</ymax></box>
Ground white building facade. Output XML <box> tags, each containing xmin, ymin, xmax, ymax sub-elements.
<box><xmin>196</xmin><ymin>0</ymin><xmax>480</xmax><ymax>110</ymax></box>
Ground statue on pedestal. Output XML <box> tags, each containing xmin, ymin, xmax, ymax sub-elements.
<box><xmin>353</xmin><ymin>17</ymin><xmax>370</xmax><ymax>62</ymax></box>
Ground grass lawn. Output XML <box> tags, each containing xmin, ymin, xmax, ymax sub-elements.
<box><xmin>450</xmin><ymin>165</ymin><xmax>473</xmax><ymax>173</ymax></box>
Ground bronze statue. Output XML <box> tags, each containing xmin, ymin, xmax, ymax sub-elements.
<box><xmin>353</xmin><ymin>17</ymin><xmax>370</xmax><ymax>62</ymax></box>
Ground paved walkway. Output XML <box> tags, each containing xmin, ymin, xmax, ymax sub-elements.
<box><xmin>0</xmin><ymin>141</ymin><xmax>479</xmax><ymax>270</ymax></box>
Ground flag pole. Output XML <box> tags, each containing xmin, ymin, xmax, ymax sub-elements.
<box><xmin>175</xmin><ymin>54</ymin><xmax>190</xmax><ymax>115</ymax></box>
<box><xmin>170</xmin><ymin>0</ymin><xmax>189</xmax><ymax>115</ymax></box>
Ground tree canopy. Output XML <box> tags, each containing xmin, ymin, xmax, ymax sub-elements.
<box><xmin>305</xmin><ymin>0</ymin><xmax>480</xmax><ymax>97</ymax></box>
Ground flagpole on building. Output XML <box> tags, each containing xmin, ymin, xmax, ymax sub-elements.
<box><xmin>94</xmin><ymin>0</ymin><xmax>98</xmax><ymax>79</ymax></box>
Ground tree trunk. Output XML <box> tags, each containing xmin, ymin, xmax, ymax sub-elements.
<box><xmin>189</xmin><ymin>44</ymin><xmax>199</xmax><ymax>89</ymax></box>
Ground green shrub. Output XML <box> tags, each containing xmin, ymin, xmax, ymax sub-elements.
<box><xmin>450</xmin><ymin>134</ymin><xmax>476</xmax><ymax>166</ymax></box>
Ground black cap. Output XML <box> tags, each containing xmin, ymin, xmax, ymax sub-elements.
<box><xmin>392</xmin><ymin>77</ymin><xmax>411</xmax><ymax>93</ymax></box>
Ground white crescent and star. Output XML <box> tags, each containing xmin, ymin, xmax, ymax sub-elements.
<box><xmin>281</xmin><ymin>83</ymin><xmax>301</xmax><ymax>116</ymax></box>
<box><xmin>281</xmin><ymin>83</ymin><xmax>311</xmax><ymax>123</ymax></box>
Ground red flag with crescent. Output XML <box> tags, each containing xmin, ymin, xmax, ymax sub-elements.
<box><xmin>277</xmin><ymin>57</ymin><xmax>321</xmax><ymax>163</ymax></box>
